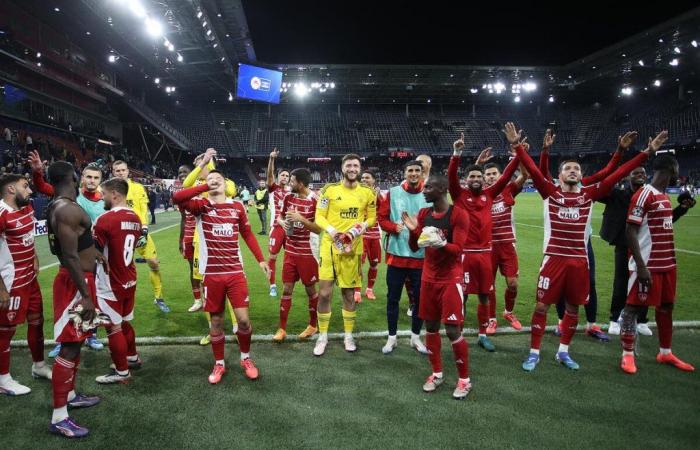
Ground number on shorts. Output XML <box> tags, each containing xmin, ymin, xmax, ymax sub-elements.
<box><xmin>269</xmin><ymin>238</ymin><xmax>276</xmax><ymax>247</ymax></box>
<box><xmin>8</xmin><ymin>296</ymin><xmax>20</xmax><ymax>310</ymax></box>
<box><xmin>537</xmin><ymin>276</ymin><xmax>550</xmax><ymax>290</ymax></box>
<box><xmin>123</xmin><ymin>234</ymin><xmax>136</xmax><ymax>266</ymax></box>
<box><xmin>463</xmin><ymin>272</ymin><xmax>470</xmax><ymax>284</ymax></box>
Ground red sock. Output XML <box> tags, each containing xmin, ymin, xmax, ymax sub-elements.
<box><xmin>122</xmin><ymin>321</ymin><xmax>137</xmax><ymax>357</ymax></box>
<box><xmin>621</xmin><ymin>329</ymin><xmax>636</xmax><ymax>352</ymax></box>
<box><xmin>530</xmin><ymin>310</ymin><xmax>547</xmax><ymax>350</ymax></box>
<box><xmin>308</xmin><ymin>293</ymin><xmax>319</xmax><ymax>327</ymax></box>
<box><xmin>26</xmin><ymin>317</ymin><xmax>44</xmax><ymax>363</ymax></box>
<box><xmin>354</xmin><ymin>287</ymin><xmax>360</xmax><ymax>294</ymax></box>
<box><xmin>425</xmin><ymin>332</ymin><xmax>442</xmax><ymax>373</ymax></box>
<box><xmin>52</xmin><ymin>356</ymin><xmax>76</xmax><ymax>408</ymax></box>
<box><xmin>279</xmin><ymin>295</ymin><xmax>292</xmax><ymax>330</ymax></box>
<box><xmin>268</xmin><ymin>257</ymin><xmax>277</xmax><ymax>285</ymax></box>
<box><xmin>236</xmin><ymin>325</ymin><xmax>252</xmax><ymax>354</ymax></box>
<box><xmin>192</xmin><ymin>286</ymin><xmax>201</xmax><ymax>301</ymax></box>
<box><xmin>488</xmin><ymin>290</ymin><xmax>497</xmax><ymax>319</ymax></box>
<box><xmin>107</xmin><ymin>326</ymin><xmax>128</xmax><ymax>372</ymax></box>
<box><xmin>560</xmin><ymin>311</ymin><xmax>579</xmax><ymax>346</ymax></box>
<box><xmin>451</xmin><ymin>336</ymin><xmax>469</xmax><ymax>379</ymax></box>
<box><xmin>367</xmin><ymin>265</ymin><xmax>378</xmax><ymax>289</ymax></box>
<box><xmin>505</xmin><ymin>288</ymin><xmax>517</xmax><ymax>312</ymax></box>
<box><xmin>477</xmin><ymin>303</ymin><xmax>489</xmax><ymax>334</ymax></box>
<box><xmin>211</xmin><ymin>333</ymin><xmax>225</xmax><ymax>361</ymax></box>
<box><xmin>72</xmin><ymin>355</ymin><xmax>80</xmax><ymax>392</ymax></box>
<box><xmin>0</xmin><ymin>326</ymin><xmax>16</xmax><ymax>375</ymax></box>
<box><xmin>655</xmin><ymin>307</ymin><xmax>673</xmax><ymax>349</ymax></box>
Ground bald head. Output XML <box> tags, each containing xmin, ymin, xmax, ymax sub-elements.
<box><xmin>416</xmin><ymin>154</ymin><xmax>432</xmax><ymax>180</ymax></box>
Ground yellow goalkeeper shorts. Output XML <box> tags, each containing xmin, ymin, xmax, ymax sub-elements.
<box><xmin>318</xmin><ymin>241</ymin><xmax>362</xmax><ymax>288</ymax></box>
<box><xmin>192</xmin><ymin>240</ymin><xmax>203</xmax><ymax>281</ymax></box>
<box><xmin>136</xmin><ymin>234</ymin><xmax>158</xmax><ymax>260</ymax></box>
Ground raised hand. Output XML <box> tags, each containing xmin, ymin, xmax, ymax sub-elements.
<box><xmin>453</xmin><ymin>132</ymin><xmax>465</xmax><ymax>155</ymax></box>
<box><xmin>476</xmin><ymin>147</ymin><xmax>494</xmax><ymax>165</ymax></box>
<box><xmin>27</xmin><ymin>150</ymin><xmax>43</xmax><ymax>172</ymax></box>
<box><xmin>401</xmin><ymin>211</ymin><xmax>418</xmax><ymax>231</ymax></box>
<box><xmin>643</xmin><ymin>130</ymin><xmax>669</xmax><ymax>155</ymax></box>
<box><xmin>270</xmin><ymin>147</ymin><xmax>279</xmax><ymax>159</ymax></box>
<box><xmin>542</xmin><ymin>129</ymin><xmax>556</xmax><ymax>150</ymax></box>
<box><xmin>201</xmin><ymin>148</ymin><xmax>217</xmax><ymax>165</ymax></box>
<box><xmin>618</xmin><ymin>131</ymin><xmax>639</xmax><ymax>151</ymax></box>
<box><xmin>503</xmin><ymin>122</ymin><xmax>522</xmax><ymax>145</ymax></box>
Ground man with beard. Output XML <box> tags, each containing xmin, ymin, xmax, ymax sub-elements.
<box><xmin>313</xmin><ymin>154</ymin><xmax>377</xmax><ymax>356</ymax></box>
<box><xmin>0</xmin><ymin>174</ymin><xmax>52</xmax><ymax>397</ymax></box>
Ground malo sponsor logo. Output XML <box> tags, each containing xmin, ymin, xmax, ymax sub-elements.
<box><xmin>492</xmin><ymin>201</ymin><xmax>506</xmax><ymax>214</ymax></box>
<box><xmin>557</xmin><ymin>207</ymin><xmax>580</xmax><ymax>221</ymax></box>
<box><xmin>340</xmin><ymin>207</ymin><xmax>359</xmax><ymax>219</ymax></box>
<box><xmin>212</xmin><ymin>223</ymin><xmax>234</xmax><ymax>237</ymax></box>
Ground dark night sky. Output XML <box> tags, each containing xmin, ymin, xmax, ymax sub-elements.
<box><xmin>244</xmin><ymin>1</ymin><xmax>699</xmax><ymax>65</ymax></box>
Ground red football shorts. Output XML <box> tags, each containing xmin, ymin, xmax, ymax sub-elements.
<box><xmin>269</xmin><ymin>226</ymin><xmax>286</xmax><ymax>255</ymax></box>
<box><xmin>282</xmin><ymin>253</ymin><xmax>319</xmax><ymax>286</ymax></box>
<box><xmin>203</xmin><ymin>273</ymin><xmax>250</xmax><ymax>313</ymax></box>
<box><xmin>362</xmin><ymin>237</ymin><xmax>381</xmax><ymax>265</ymax></box>
<box><xmin>53</xmin><ymin>268</ymin><xmax>97</xmax><ymax>343</ymax></box>
<box><xmin>97</xmin><ymin>286</ymin><xmax>136</xmax><ymax>325</ymax></box>
<box><xmin>0</xmin><ymin>278</ymin><xmax>42</xmax><ymax>326</ymax></box>
<box><xmin>419</xmin><ymin>280</ymin><xmax>464</xmax><ymax>325</ymax></box>
<box><xmin>491</xmin><ymin>242</ymin><xmax>519</xmax><ymax>278</ymax></box>
<box><xmin>535</xmin><ymin>255</ymin><xmax>589</xmax><ymax>306</ymax></box>
<box><xmin>462</xmin><ymin>251</ymin><xmax>494</xmax><ymax>295</ymax></box>
<box><xmin>626</xmin><ymin>268</ymin><xmax>676</xmax><ymax>307</ymax></box>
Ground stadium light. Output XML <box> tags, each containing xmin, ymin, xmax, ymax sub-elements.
<box><xmin>548</xmin><ymin>95</ymin><xmax>555</xmax><ymax>103</ymax></box>
<box><xmin>494</xmin><ymin>82</ymin><xmax>505</xmax><ymax>94</ymax></box>
<box><xmin>202</xmin><ymin>21</ymin><xmax>207</xmax><ymax>28</ymax></box>
<box><xmin>108</xmin><ymin>54</ymin><xmax>117</xmax><ymax>63</ymax></box>
<box><xmin>470</xmin><ymin>88</ymin><xmax>478</xmax><ymax>94</ymax></box>
<box><xmin>638</xmin><ymin>60</ymin><xmax>645</xmax><ymax>66</ymax></box>
<box><xmin>128</xmin><ymin>0</ymin><xmax>146</xmax><ymax>19</ymax></box>
<box><xmin>514</xmin><ymin>96</ymin><xmax>521</xmax><ymax>103</ymax></box>
<box><xmin>692</xmin><ymin>40</ymin><xmax>698</xmax><ymax>48</ymax></box>
<box><xmin>330</xmin><ymin>82</ymin><xmax>335</xmax><ymax>89</ymax></box>
<box><xmin>197</xmin><ymin>11</ymin><xmax>203</xmax><ymax>18</ymax></box>
<box><xmin>621</xmin><ymin>87</ymin><xmax>633</xmax><ymax>96</ymax></box>
<box><xmin>177</xmin><ymin>53</ymin><xmax>183</xmax><ymax>62</ymax></box>
<box><xmin>654</xmin><ymin>79</ymin><xmax>661</xmax><ymax>87</ymax></box>
<box><xmin>523</xmin><ymin>82</ymin><xmax>537</xmax><ymax>92</ymax></box>
<box><xmin>669</xmin><ymin>58</ymin><xmax>679</xmax><ymax>66</ymax></box>
<box><xmin>36</xmin><ymin>52</ymin><xmax>41</xmax><ymax>58</ymax></box>
<box><xmin>154</xmin><ymin>77</ymin><xmax>160</xmax><ymax>84</ymax></box>
<box><xmin>145</xmin><ymin>18</ymin><xmax>163</xmax><ymax>37</ymax></box>
<box><xmin>213</xmin><ymin>43</ymin><xmax>218</xmax><ymax>48</ymax></box>
<box><xmin>54</xmin><ymin>7</ymin><xmax>60</xmax><ymax>12</ymax></box>
<box><xmin>206</xmin><ymin>29</ymin><xmax>212</xmax><ymax>36</ymax></box>
<box><xmin>674</xmin><ymin>47</ymin><xmax>681</xmax><ymax>54</ymax></box>
<box><xmin>37</xmin><ymin>62</ymin><xmax>42</xmax><ymax>67</ymax></box>
<box><xmin>294</xmin><ymin>83</ymin><xmax>308</xmax><ymax>98</ymax></box>
<box><xmin>168</xmin><ymin>43</ymin><xmax>175</xmax><ymax>51</ymax></box>
<box><xmin>228</xmin><ymin>92</ymin><xmax>233</xmax><ymax>101</ymax></box>
<box><xmin>427</xmin><ymin>99</ymin><xmax>431</xmax><ymax>103</ymax></box>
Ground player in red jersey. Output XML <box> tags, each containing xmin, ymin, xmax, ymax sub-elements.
<box><xmin>0</xmin><ymin>174</ymin><xmax>52</xmax><ymax>397</ymax></box>
<box><xmin>46</xmin><ymin>161</ymin><xmax>101</xmax><ymax>438</ymax></box>
<box><xmin>448</xmin><ymin>133</ymin><xmax>520</xmax><ymax>352</ymax></box>
<box><xmin>266</xmin><ymin>148</ymin><xmax>291</xmax><ymax>298</ymax></box>
<box><xmin>272</xmin><ymin>168</ymin><xmax>322</xmax><ymax>342</ymax></box>
<box><xmin>173</xmin><ymin>170</ymin><xmax>271</xmax><ymax>385</ymax></box>
<box><xmin>355</xmin><ymin>168</ymin><xmax>381</xmax><ymax>302</ymax></box>
<box><xmin>176</xmin><ymin>164</ymin><xmax>203</xmax><ymax>313</ymax></box>
<box><xmin>479</xmin><ymin>150</ymin><xmax>528</xmax><ymax>333</ymax></box>
<box><xmin>403</xmin><ymin>174</ymin><xmax>471</xmax><ymax>399</ymax></box>
<box><xmin>508</xmin><ymin>122</ymin><xmax>664</xmax><ymax>372</ymax></box>
<box><xmin>93</xmin><ymin>178</ymin><xmax>143</xmax><ymax>384</ymax></box>
<box><xmin>620</xmin><ymin>154</ymin><xmax>695</xmax><ymax>374</ymax></box>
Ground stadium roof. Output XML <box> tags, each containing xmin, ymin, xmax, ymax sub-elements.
<box><xmin>20</xmin><ymin>1</ymin><xmax>700</xmax><ymax>105</ymax></box>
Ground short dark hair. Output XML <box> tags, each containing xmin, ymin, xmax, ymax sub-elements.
<box><xmin>112</xmin><ymin>160</ymin><xmax>127</xmax><ymax>168</ymax></box>
<box><xmin>208</xmin><ymin>169</ymin><xmax>224</xmax><ymax>177</ymax></box>
<box><xmin>278</xmin><ymin>168</ymin><xmax>290</xmax><ymax>176</ymax></box>
<box><xmin>290</xmin><ymin>168</ymin><xmax>311</xmax><ymax>187</ymax></box>
<box><xmin>403</xmin><ymin>160</ymin><xmax>423</xmax><ymax>171</ymax></box>
<box><xmin>341</xmin><ymin>153</ymin><xmax>362</xmax><ymax>165</ymax></box>
<box><xmin>101</xmin><ymin>178</ymin><xmax>129</xmax><ymax>196</ymax></box>
<box><xmin>362</xmin><ymin>168</ymin><xmax>378</xmax><ymax>181</ymax></box>
<box><xmin>427</xmin><ymin>174</ymin><xmax>448</xmax><ymax>192</ymax></box>
<box><xmin>48</xmin><ymin>161</ymin><xmax>76</xmax><ymax>184</ymax></box>
<box><xmin>558</xmin><ymin>158</ymin><xmax>580</xmax><ymax>173</ymax></box>
<box><xmin>652</xmin><ymin>154</ymin><xmax>678</xmax><ymax>173</ymax></box>
<box><xmin>0</xmin><ymin>174</ymin><xmax>25</xmax><ymax>194</ymax></box>
<box><xmin>83</xmin><ymin>163</ymin><xmax>102</xmax><ymax>175</ymax></box>
<box><xmin>483</xmin><ymin>162</ymin><xmax>501</xmax><ymax>172</ymax></box>
<box><xmin>465</xmin><ymin>164</ymin><xmax>483</xmax><ymax>174</ymax></box>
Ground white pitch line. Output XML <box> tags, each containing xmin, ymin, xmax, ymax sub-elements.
<box><xmin>9</xmin><ymin>321</ymin><xmax>700</xmax><ymax>347</ymax></box>
<box><xmin>516</xmin><ymin>222</ymin><xmax>700</xmax><ymax>256</ymax></box>
<box><xmin>38</xmin><ymin>222</ymin><xmax>181</xmax><ymax>271</ymax></box>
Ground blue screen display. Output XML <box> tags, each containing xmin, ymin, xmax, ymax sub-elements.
<box><xmin>236</xmin><ymin>64</ymin><xmax>282</xmax><ymax>104</ymax></box>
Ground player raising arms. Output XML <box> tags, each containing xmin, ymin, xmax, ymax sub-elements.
<box><xmin>111</xmin><ymin>160</ymin><xmax>168</xmax><ymax>313</ymax></box>
<box><xmin>173</xmin><ymin>170</ymin><xmax>270</xmax><ymax>384</ymax></box>
<box><xmin>0</xmin><ymin>174</ymin><xmax>52</xmax><ymax>397</ymax></box>
<box><xmin>272</xmin><ymin>167</ymin><xmax>322</xmax><ymax>342</ymax></box>
<box><xmin>448</xmin><ymin>133</ymin><xmax>520</xmax><ymax>352</ymax></box>
<box><xmin>402</xmin><ymin>174</ymin><xmax>471</xmax><ymax>399</ymax></box>
<box><xmin>507</xmin><ymin>122</ymin><xmax>664</xmax><ymax>372</ymax></box>
<box><xmin>266</xmin><ymin>148</ymin><xmax>291</xmax><ymax>298</ymax></box>
<box><xmin>356</xmin><ymin>168</ymin><xmax>381</xmax><ymax>302</ymax></box>
<box><xmin>46</xmin><ymin>162</ymin><xmax>101</xmax><ymax>438</ymax></box>
<box><xmin>620</xmin><ymin>154</ymin><xmax>695</xmax><ymax>374</ymax></box>
<box><xmin>93</xmin><ymin>178</ymin><xmax>143</xmax><ymax>384</ymax></box>
<box><xmin>313</xmin><ymin>153</ymin><xmax>377</xmax><ymax>356</ymax></box>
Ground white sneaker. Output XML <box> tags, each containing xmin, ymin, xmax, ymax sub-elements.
<box><xmin>188</xmin><ymin>299</ymin><xmax>203</xmax><ymax>312</ymax></box>
<box><xmin>382</xmin><ymin>336</ymin><xmax>397</xmax><ymax>354</ymax></box>
<box><xmin>410</xmin><ymin>336</ymin><xmax>430</xmax><ymax>355</ymax></box>
<box><xmin>31</xmin><ymin>363</ymin><xmax>52</xmax><ymax>380</ymax></box>
<box><xmin>96</xmin><ymin>371</ymin><xmax>131</xmax><ymax>384</ymax></box>
<box><xmin>608</xmin><ymin>321</ymin><xmax>621</xmax><ymax>336</ymax></box>
<box><xmin>0</xmin><ymin>377</ymin><xmax>31</xmax><ymax>396</ymax></box>
<box><xmin>344</xmin><ymin>335</ymin><xmax>357</xmax><ymax>353</ymax></box>
<box><xmin>637</xmin><ymin>323</ymin><xmax>653</xmax><ymax>336</ymax></box>
<box><xmin>406</xmin><ymin>306</ymin><xmax>413</xmax><ymax>317</ymax></box>
<box><xmin>313</xmin><ymin>335</ymin><xmax>328</xmax><ymax>357</ymax></box>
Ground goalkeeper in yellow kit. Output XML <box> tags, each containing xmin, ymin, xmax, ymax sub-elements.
<box><xmin>112</xmin><ymin>160</ymin><xmax>169</xmax><ymax>312</ymax></box>
<box><xmin>313</xmin><ymin>153</ymin><xmax>377</xmax><ymax>356</ymax></box>
<box><xmin>181</xmin><ymin>148</ymin><xmax>239</xmax><ymax>345</ymax></box>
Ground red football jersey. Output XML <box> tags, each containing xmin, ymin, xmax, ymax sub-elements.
<box><xmin>0</xmin><ymin>201</ymin><xmax>36</xmax><ymax>291</ymax></box>
<box><xmin>281</xmin><ymin>192</ymin><xmax>317</xmax><ymax>257</ymax></box>
<box><xmin>627</xmin><ymin>185</ymin><xmax>675</xmax><ymax>272</ymax></box>
<box><xmin>181</xmin><ymin>207</ymin><xmax>196</xmax><ymax>246</ymax></box>
<box><xmin>268</xmin><ymin>183</ymin><xmax>291</xmax><ymax>223</ymax></box>
<box><xmin>491</xmin><ymin>182</ymin><xmax>521</xmax><ymax>244</ymax></box>
<box><xmin>364</xmin><ymin>189</ymin><xmax>382</xmax><ymax>240</ymax></box>
<box><xmin>94</xmin><ymin>207</ymin><xmax>142</xmax><ymax>298</ymax></box>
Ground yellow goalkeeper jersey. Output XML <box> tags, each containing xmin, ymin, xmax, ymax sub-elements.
<box><xmin>126</xmin><ymin>179</ymin><xmax>149</xmax><ymax>225</ymax></box>
<box><xmin>315</xmin><ymin>181</ymin><xmax>377</xmax><ymax>252</ymax></box>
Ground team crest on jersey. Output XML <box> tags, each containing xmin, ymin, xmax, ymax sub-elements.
<box><xmin>576</xmin><ymin>196</ymin><xmax>586</xmax><ymax>205</ymax></box>
<box><xmin>320</xmin><ymin>197</ymin><xmax>329</xmax><ymax>208</ymax></box>
<box><xmin>480</xmin><ymin>195</ymin><xmax>486</xmax><ymax>202</ymax></box>
<box><xmin>631</xmin><ymin>206</ymin><xmax>644</xmax><ymax>217</ymax></box>
<box><xmin>537</xmin><ymin>289</ymin><xmax>545</xmax><ymax>299</ymax></box>
<box><xmin>212</xmin><ymin>223</ymin><xmax>234</xmax><ymax>237</ymax></box>
<box><xmin>6</xmin><ymin>312</ymin><xmax>16</xmax><ymax>322</ymax></box>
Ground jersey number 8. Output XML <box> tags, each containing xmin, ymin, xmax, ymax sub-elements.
<box><xmin>124</xmin><ymin>234</ymin><xmax>136</xmax><ymax>266</ymax></box>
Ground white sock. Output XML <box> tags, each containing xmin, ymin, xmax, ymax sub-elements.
<box><xmin>0</xmin><ymin>373</ymin><xmax>11</xmax><ymax>384</ymax></box>
<box><xmin>388</xmin><ymin>335</ymin><xmax>397</xmax><ymax>342</ymax></box>
<box><xmin>319</xmin><ymin>333</ymin><xmax>328</xmax><ymax>340</ymax></box>
<box><xmin>659</xmin><ymin>348</ymin><xmax>672</xmax><ymax>355</ymax></box>
<box><xmin>433</xmin><ymin>372</ymin><xmax>443</xmax><ymax>378</ymax></box>
<box><xmin>504</xmin><ymin>310</ymin><xmax>512</xmax><ymax>314</ymax></box>
<box><xmin>240</xmin><ymin>353</ymin><xmax>250</xmax><ymax>361</ymax></box>
<box><xmin>459</xmin><ymin>377</ymin><xmax>471</xmax><ymax>383</ymax></box>
<box><xmin>67</xmin><ymin>390</ymin><xmax>76</xmax><ymax>402</ymax></box>
<box><xmin>558</xmin><ymin>344</ymin><xmax>569</xmax><ymax>353</ymax></box>
<box><xmin>409</xmin><ymin>333</ymin><xmax>419</xmax><ymax>341</ymax></box>
<box><xmin>117</xmin><ymin>369</ymin><xmax>129</xmax><ymax>376</ymax></box>
<box><xmin>33</xmin><ymin>361</ymin><xmax>46</xmax><ymax>369</ymax></box>
<box><xmin>344</xmin><ymin>332</ymin><xmax>353</xmax><ymax>340</ymax></box>
<box><xmin>478</xmin><ymin>333</ymin><xmax>486</xmax><ymax>338</ymax></box>
<box><xmin>530</xmin><ymin>349</ymin><xmax>540</xmax><ymax>355</ymax></box>
<box><xmin>127</xmin><ymin>355</ymin><xmax>139</xmax><ymax>362</ymax></box>
<box><xmin>623</xmin><ymin>351</ymin><xmax>634</xmax><ymax>356</ymax></box>
<box><xmin>51</xmin><ymin>406</ymin><xmax>68</xmax><ymax>424</ymax></box>
<box><xmin>215</xmin><ymin>360</ymin><xmax>225</xmax><ymax>367</ymax></box>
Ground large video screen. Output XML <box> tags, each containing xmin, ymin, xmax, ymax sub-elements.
<box><xmin>236</xmin><ymin>64</ymin><xmax>283</xmax><ymax>104</ymax></box>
